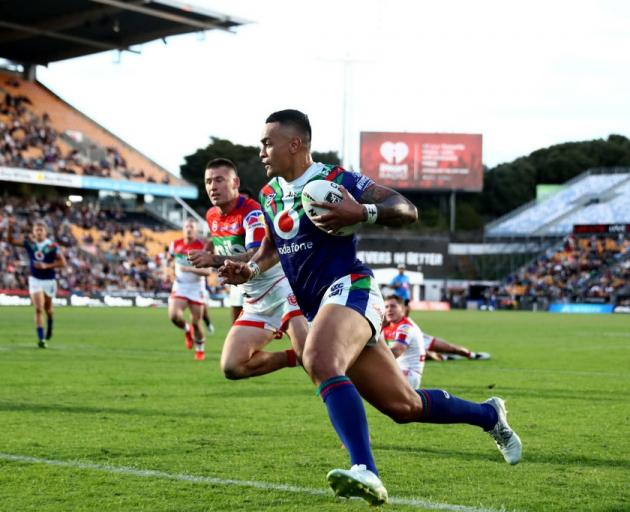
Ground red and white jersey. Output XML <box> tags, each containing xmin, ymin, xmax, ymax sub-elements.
<box><xmin>382</xmin><ymin>316</ymin><xmax>426</xmax><ymax>374</ymax></box>
<box><xmin>169</xmin><ymin>238</ymin><xmax>205</xmax><ymax>285</ymax></box>
<box><xmin>206</xmin><ymin>195</ymin><xmax>284</xmax><ymax>301</ymax></box>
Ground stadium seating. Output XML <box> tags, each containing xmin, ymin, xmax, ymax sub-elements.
<box><xmin>0</xmin><ymin>71</ymin><xmax>179</xmax><ymax>185</ymax></box>
<box><xmin>546</xmin><ymin>177</ymin><xmax>630</xmax><ymax>234</ymax></box>
<box><xmin>486</xmin><ymin>171</ymin><xmax>630</xmax><ymax>237</ymax></box>
<box><xmin>499</xmin><ymin>232</ymin><xmax>630</xmax><ymax>307</ymax></box>
<box><xmin>0</xmin><ymin>197</ymin><xmax>185</xmax><ymax>294</ymax></box>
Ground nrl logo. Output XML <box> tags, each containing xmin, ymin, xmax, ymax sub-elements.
<box><xmin>265</xmin><ymin>193</ymin><xmax>276</xmax><ymax>206</ymax></box>
<box><xmin>325</xmin><ymin>192</ymin><xmax>342</xmax><ymax>204</ymax></box>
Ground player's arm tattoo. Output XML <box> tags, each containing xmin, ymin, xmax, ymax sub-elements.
<box><xmin>359</xmin><ymin>184</ymin><xmax>418</xmax><ymax>227</ymax></box>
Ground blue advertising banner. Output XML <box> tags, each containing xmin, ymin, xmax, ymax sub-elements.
<box><xmin>548</xmin><ymin>303</ymin><xmax>614</xmax><ymax>314</ymax></box>
<box><xmin>1</xmin><ymin>166</ymin><xmax>198</xmax><ymax>199</ymax></box>
<box><xmin>81</xmin><ymin>176</ymin><xmax>197</xmax><ymax>199</ymax></box>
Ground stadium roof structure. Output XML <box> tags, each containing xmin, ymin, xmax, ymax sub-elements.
<box><xmin>0</xmin><ymin>0</ymin><xmax>247</xmax><ymax>65</ymax></box>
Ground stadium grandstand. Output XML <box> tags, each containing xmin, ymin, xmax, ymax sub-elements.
<box><xmin>495</xmin><ymin>226</ymin><xmax>629</xmax><ymax>310</ymax></box>
<box><xmin>485</xmin><ymin>168</ymin><xmax>630</xmax><ymax>238</ymax></box>
<box><xmin>0</xmin><ymin>0</ymin><xmax>245</xmax><ymax>304</ymax></box>
<box><xmin>481</xmin><ymin>169</ymin><xmax>630</xmax><ymax>312</ymax></box>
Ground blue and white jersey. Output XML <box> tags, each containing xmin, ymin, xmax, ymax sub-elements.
<box><xmin>23</xmin><ymin>238</ymin><xmax>59</xmax><ymax>280</ymax></box>
<box><xmin>260</xmin><ymin>162</ymin><xmax>375</xmax><ymax>320</ymax></box>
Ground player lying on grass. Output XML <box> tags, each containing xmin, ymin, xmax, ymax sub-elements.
<box><xmin>217</xmin><ymin>109</ymin><xmax>523</xmax><ymax>506</ymax></box>
<box><xmin>168</xmin><ymin>218</ymin><xmax>212</xmax><ymax>360</ymax></box>
<box><xmin>382</xmin><ymin>295</ymin><xmax>491</xmax><ymax>387</ymax></box>
<box><xmin>188</xmin><ymin>158</ymin><xmax>306</xmax><ymax>379</ymax></box>
<box><xmin>424</xmin><ymin>333</ymin><xmax>491</xmax><ymax>361</ymax></box>
<box><xmin>6</xmin><ymin>217</ymin><xmax>66</xmax><ymax>348</ymax></box>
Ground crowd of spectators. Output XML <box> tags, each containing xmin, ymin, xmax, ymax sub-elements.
<box><xmin>500</xmin><ymin>234</ymin><xmax>630</xmax><ymax>308</ymax></box>
<box><xmin>0</xmin><ymin>197</ymin><xmax>176</xmax><ymax>295</ymax></box>
<box><xmin>0</xmin><ymin>82</ymin><xmax>171</xmax><ymax>184</ymax></box>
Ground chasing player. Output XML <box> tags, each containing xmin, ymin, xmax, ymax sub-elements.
<box><xmin>218</xmin><ymin>109</ymin><xmax>522</xmax><ymax>505</ymax></box>
<box><xmin>168</xmin><ymin>218</ymin><xmax>209</xmax><ymax>360</ymax></box>
<box><xmin>6</xmin><ymin>218</ymin><xmax>66</xmax><ymax>348</ymax></box>
<box><xmin>382</xmin><ymin>295</ymin><xmax>426</xmax><ymax>389</ymax></box>
<box><xmin>188</xmin><ymin>157</ymin><xmax>306</xmax><ymax>379</ymax></box>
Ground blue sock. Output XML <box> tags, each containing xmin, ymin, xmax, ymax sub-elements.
<box><xmin>36</xmin><ymin>327</ymin><xmax>45</xmax><ymax>341</ymax></box>
<box><xmin>318</xmin><ymin>376</ymin><xmax>378</xmax><ymax>475</ymax></box>
<box><xmin>417</xmin><ymin>389</ymin><xmax>498</xmax><ymax>431</ymax></box>
<box><xmin>46</xmin><ymin>317</ymin><xmax>53</xmax><ymax>338</ymax></box>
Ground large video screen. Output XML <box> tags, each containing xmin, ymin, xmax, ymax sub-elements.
<box><xmin>360</xmin><ymin>132</ymin><xmax>483</xmax><ymax>191</ymax></box>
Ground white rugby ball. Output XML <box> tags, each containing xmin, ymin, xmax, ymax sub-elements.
<box><xmin>301</xmin><ymin>180</ymin><xmax>360</xmax><ymax>236</ymax></box>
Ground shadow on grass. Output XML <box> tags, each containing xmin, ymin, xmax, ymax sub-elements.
<box><xmin>440</xmin><ymin>385</ymin><xmax>630</xmax><ymax>401</ymax></box>
<box><xmin>0</xmin><ymin>387</ymin><xmax>311</xmax><ymax>419</ymax></box>
<box><xmin>0</xmin><ymin>401</ymin><xmax>220</xmax><ymax>420</ymax></box>
<box><xmin>374</xmin><ymin>442</ymin><xmax>630</xmax><ymax>469</ymax></box>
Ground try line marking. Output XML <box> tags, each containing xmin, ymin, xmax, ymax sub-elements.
<box><xmin>0</xmin><ymin>452</ymin><xmax>508</xmax><ymax>512</ymax></box>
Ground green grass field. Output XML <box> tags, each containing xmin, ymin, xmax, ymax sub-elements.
<box><xmin>0</xmin><ymin>307</ymin><xmax>628</xmax><ymax>511</ymax></box>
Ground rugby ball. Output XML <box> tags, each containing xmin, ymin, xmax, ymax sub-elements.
<box><xmin>301</xmin><ymin>180</ymin><xmax>360</xmax><ymax>236</ymax></box>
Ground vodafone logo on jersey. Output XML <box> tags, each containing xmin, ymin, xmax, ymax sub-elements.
<box><xmin>274</xmin><ymin>209</ymin><xmax>300</xmax><ymax>240</ymax></box>
<box><xmin>273</xmin><ymin>189</ymin><xmax>300</xmax><ymax>241</ymax></box>
<box><xmin>379</xmin><ymin>141</ymin><xmax>409</xmax><ymax>180</ymax></box>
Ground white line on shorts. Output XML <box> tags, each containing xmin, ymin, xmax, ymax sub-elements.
<box><xmin>0</xmin><ymin>452</ymin><xmax>507</xmax><ymax>512</ymax></box>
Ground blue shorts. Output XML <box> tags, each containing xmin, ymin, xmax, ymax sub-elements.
<box><xmin>318</xmin><ymin>273</ymin><xmax>384</xmax><ymax>345</ymax></box>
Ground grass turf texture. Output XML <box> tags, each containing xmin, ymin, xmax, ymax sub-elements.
<box><xmin>0</xmin><ymin>307</ymin><xmax>628</xmax><ymax>511</ymax></box>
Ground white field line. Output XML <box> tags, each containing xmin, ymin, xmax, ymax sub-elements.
<box><xmin>0</xmin><ymin>452</ymin><xmax>508</xmax><ymax>512</ymax></box>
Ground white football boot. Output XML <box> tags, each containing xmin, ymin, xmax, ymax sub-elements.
<box><xmin>484</xmin><ymin>397</ymin><xmax>522</xmax><ymax>465</ymax></box>
<box><xmin>327</xmin><ymin>464</ymin><xmax>388</xmax><ymax>506</ymax></box>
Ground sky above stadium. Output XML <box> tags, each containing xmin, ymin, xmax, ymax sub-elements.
<box><xmin>36</xmin><ymin>0</ymin><xmax>630</xmax><ymax>177</ymax></box>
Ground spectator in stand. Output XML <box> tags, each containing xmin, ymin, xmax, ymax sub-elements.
<box><xmin>499</xmin><ymin>233</ymin><xmax>630</xmax><ymax>308</ymax></box>
<box><xmin>0</xmin><ymin>87</ymin><xmax>176</xmax><ymax>184</ymax></box>
<box><xmin>0</xmin><ymin>197</ymin><xmax>173</xmax><ymax>295</ymax></box>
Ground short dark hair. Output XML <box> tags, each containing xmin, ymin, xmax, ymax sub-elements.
<box><xmin>206</xmin><ymin>157</ymin><xmax>237</xmax><ymax>174</ymax></box>
<box><xmin>265</xmin><ymin>109</ymin><xmax>311</xmax><ymax>146</ymax></box>
<box><xmin>385</xmin><ymin>294</ymin><xmax>405</xmax><ymax>305</ymax></box>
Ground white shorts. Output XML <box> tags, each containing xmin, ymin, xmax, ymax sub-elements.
<box><xmin>319</xmin><ymin>274</ymin><xmax>384</xmax><ymax>345</ymax></box>
<box><xmin>28</xmin><ymin>276</ymin><xmax>57</xmax><ymax>297</ymax></box>
<box><xmin>235</xmin><ymin>276</ymin><xmax>302</xmax><ymax>333</ymax></box>
<box><xmin>229</xmin><ymin>285</ymin><xmax>244</xmax><ymax>307</ymax></box>
<box><xmin>401</xmin><ymin>368</ymin><xmax>422</xmax><ymax>390</ymax></box>
<box><xmin>170</xmin><ymin>281</ymin><xmax>205</xmax><ymax>306</ymax></box>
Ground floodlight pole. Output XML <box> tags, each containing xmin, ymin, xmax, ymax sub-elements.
<box><xmin>341</xmin><ymin>58</ymin><xmax>350</xmax><ymax>169</ymax></box>
<box><xmin>449</xmin><ymin>190</ymin><xmax>456</xmax><ymax>233</ymax></box>
<box><xmin>319</xmin><ymin>54</ymin><xmax>371</xmax><ymax>169</ymax></box>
